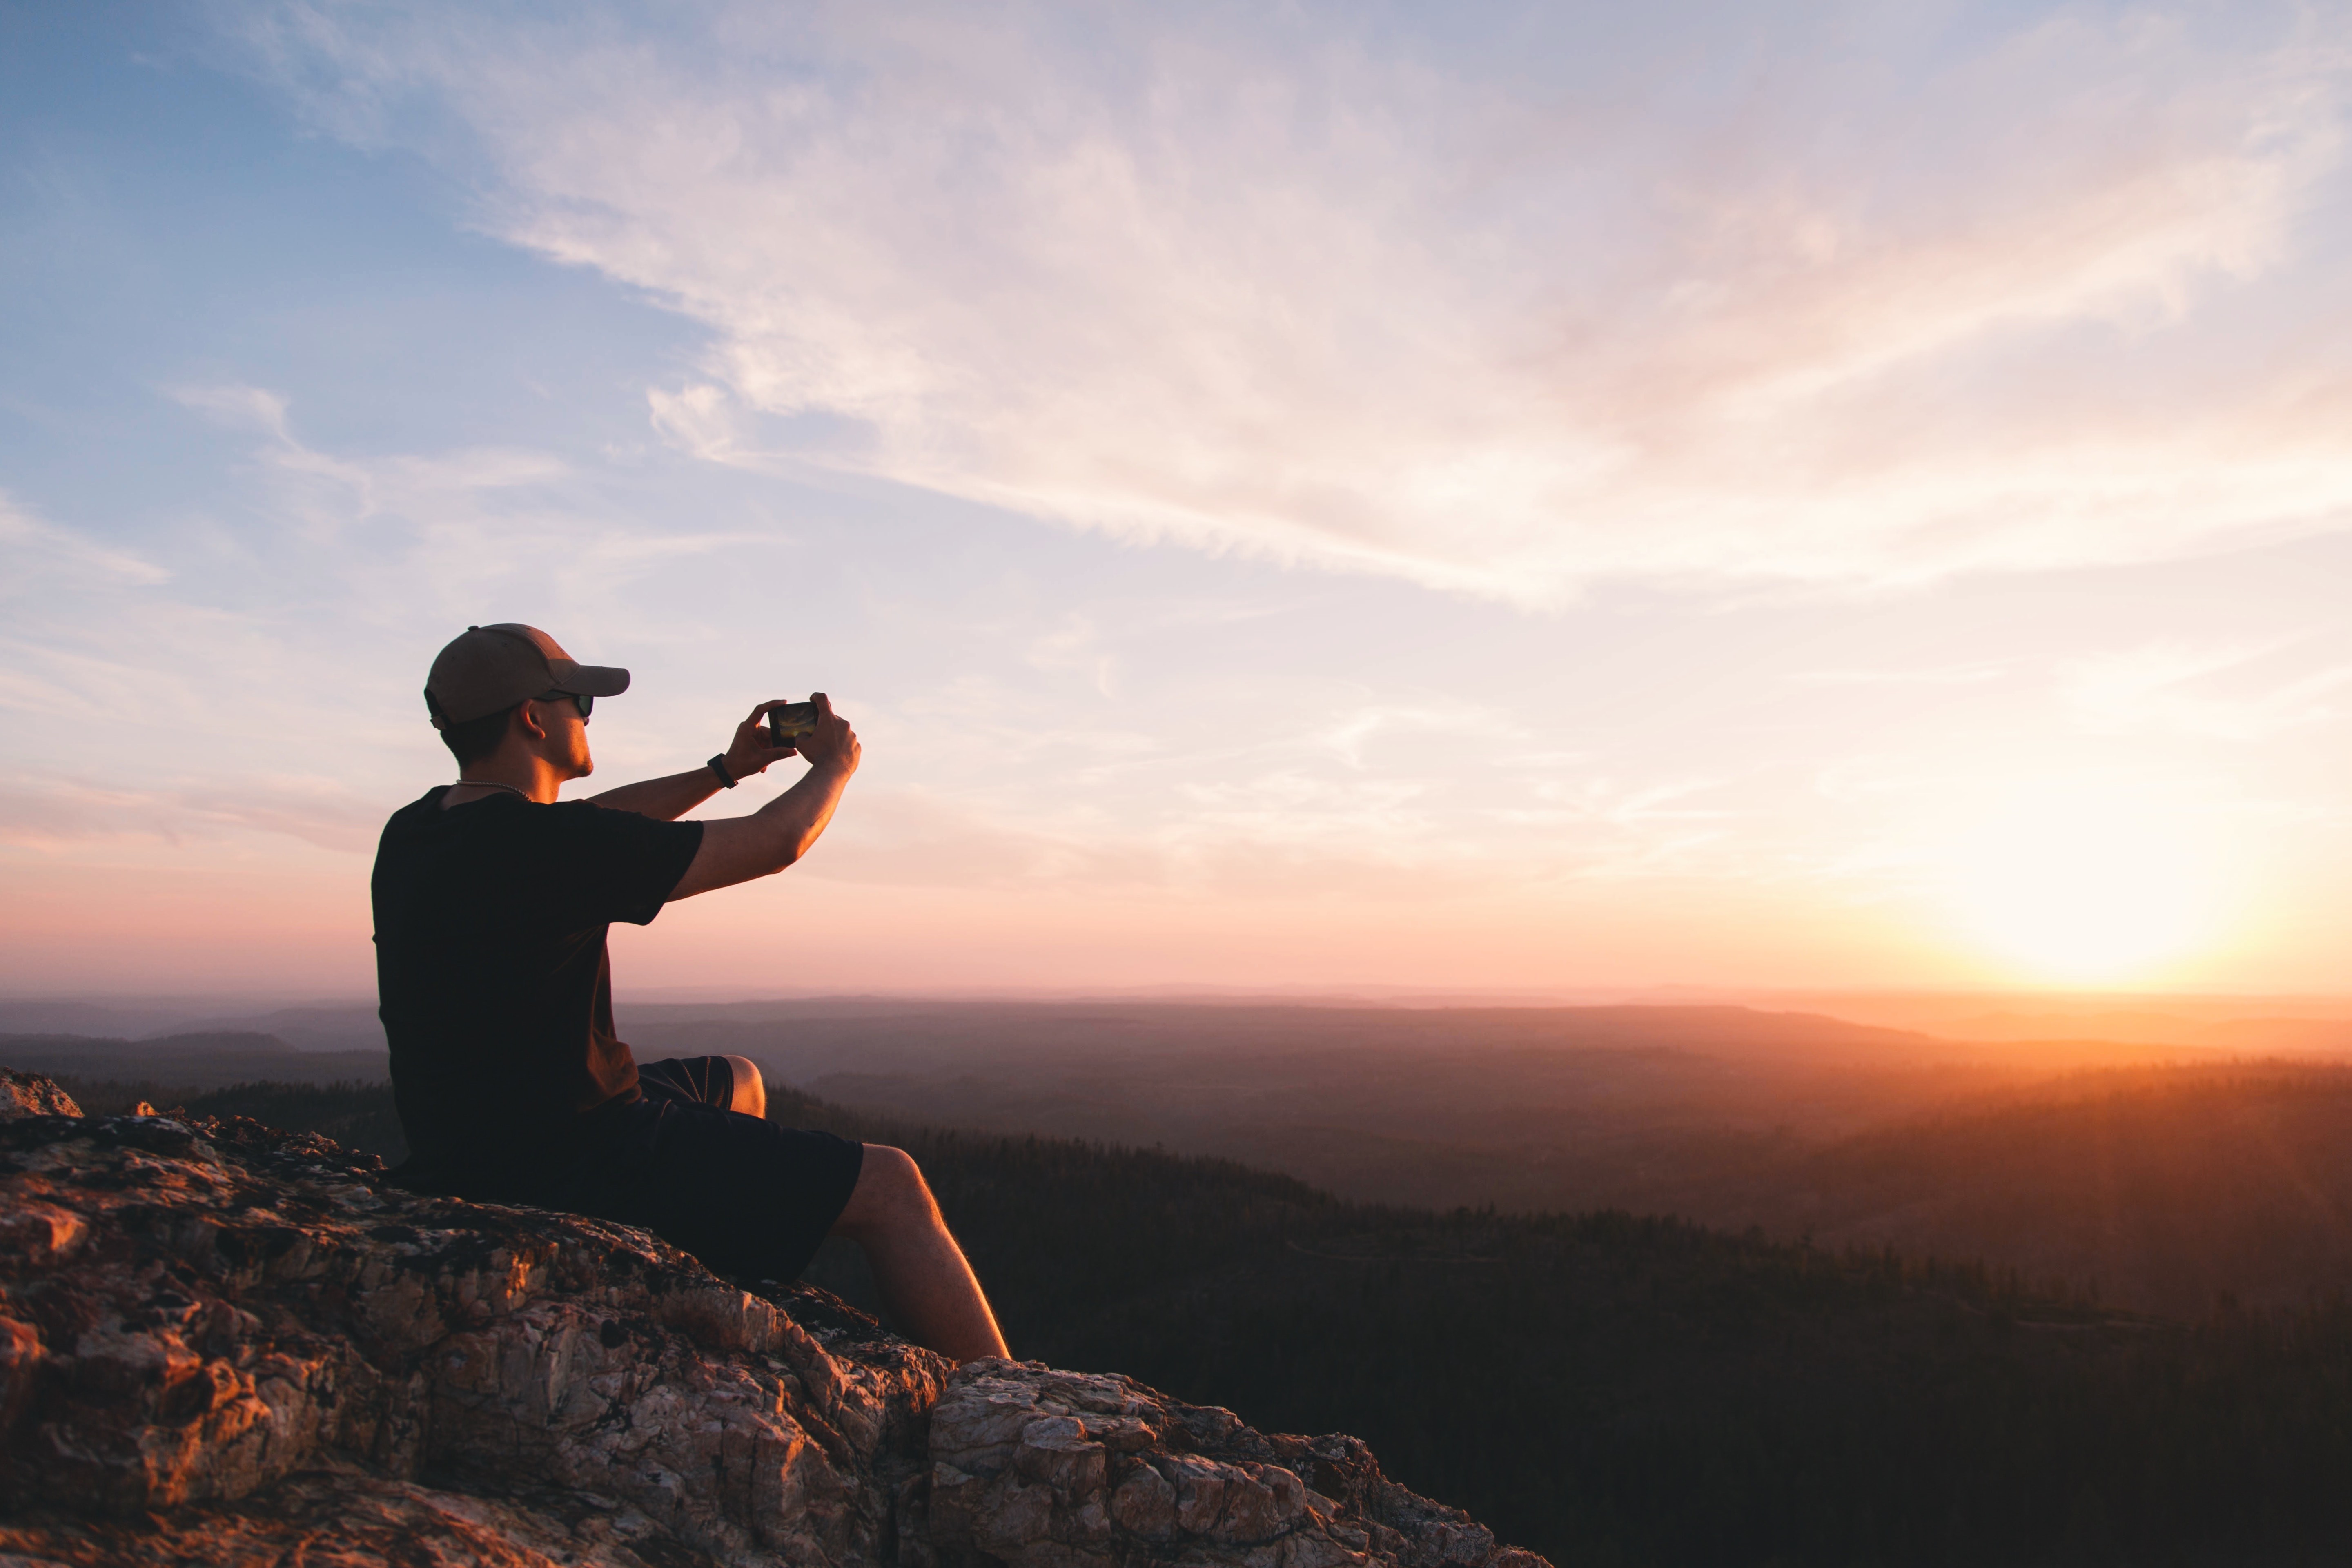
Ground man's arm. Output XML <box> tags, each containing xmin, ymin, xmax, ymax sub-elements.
<box><xmin>589</xmin><ymin>702</ymin><xmax>804</xmax><ymax>821</ymax></box>
<box><xmin>668</xmin><ymin>698</ymin><xmax>861</xmax><ymax>900</ymax></box>
<box><xmin>586</xmin><ymin>767</ymin><xmax>725</xmax><ymax>822</ymax></box>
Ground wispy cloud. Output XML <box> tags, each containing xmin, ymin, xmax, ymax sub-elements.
<box><xmin>0</xmin><ymin>491</ymin><xmax>169</xmax><ymax>590</ymax></box>
<box><xmin>2062</xmin><ymin>639</ymin><xmax>2352</xmax><ymax>739</ymax></box>
<box><xmin>1792</xmin><ymin>661</ymin><xmax>2016</xmax><ymax>688</ymax></box>
<box><xmin>170</xmin><ymin>380</ymin><xmax>570</xmax><ymax>541</ymax></box>
<box><xmin>1024</xmin><ymin>614</ymin><xmax>1119</xmax><ymax>698</ymax></box>
<box><xmin>1315</xmin><ymin>702</ymin><xmax>1526</xmax><ymax>770</ymax></box>
<box><xmin>0</xmin><ymin>774</ymin><xmax>383</xmax><ymax>854</ymax></box>
<box><xmin>646</xmin><ymin>384</ymin><xmax>746</xmax><ymax>466</ymax></box>
<box><xmin>229</xmin><ymin>1</ymin><xmax>2352</xmax><ymax>599</ymax></box>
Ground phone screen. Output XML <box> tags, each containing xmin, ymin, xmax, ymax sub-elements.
<box><xmin>768</xmin><ymin>701</ymin><xmax>820</xmax><ymax>744</ymax></box>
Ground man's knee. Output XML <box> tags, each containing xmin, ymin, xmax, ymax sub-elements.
<box><xmin>835</xmin><ymin>1144</ymin><xmax>940</xmax><ymax>1237</ymax></box>
<box><xmin>723</xmin><ymin>1055</ymin><xmax>766</xmax><ymax>1118</ymax></box>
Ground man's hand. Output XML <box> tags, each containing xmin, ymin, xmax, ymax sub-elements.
<box><xmin>721</xmin><ymin>700</ymin><xmax>815</xmax><ymax>782</ymax></box>
<box><xmin>790</xmin><ymin>692</ymin><xmax>861</xmax><ymax>777</ymax></box>
<box><xmin>669</xmin><ymin>693</ymin><xmax>862</xmax><ymax>900</ymax></box>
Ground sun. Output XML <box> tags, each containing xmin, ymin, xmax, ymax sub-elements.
<box><xmin>1937</xmin><ymin>783</ymin><xmax>2223</xmax><ymax>985</ymax></box>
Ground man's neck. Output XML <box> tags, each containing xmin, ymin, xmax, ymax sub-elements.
<box><xmin>445</xmin><ymin>753</ymin><xmax>569</xmax><ymax>808</ymax></box>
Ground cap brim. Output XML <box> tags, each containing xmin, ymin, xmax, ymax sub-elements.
<box><xmin>549</xmin><ymin>661</ymin><xmax>630</xmax><ymax>697</ymax></box>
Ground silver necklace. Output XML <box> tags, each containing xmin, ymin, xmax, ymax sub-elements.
<box><xmin>451</xmin><ymin>779</ymin><xmax>533</xmax><ymax>800</ymax></box>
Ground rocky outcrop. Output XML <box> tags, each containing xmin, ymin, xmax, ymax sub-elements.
<box><xmin>0</xmin><ymin>1067</ymin><xmax>81</xmax><ymax>1121</ymax></box>
<box><xmin>0</xmin><ymin>1074</ymin><xmax>1548</xmax><ymax>1568</ymax></box>
<box><xmin>927</xmin><ymin>1367</ymin><xmax>1544</xmax><ymax>1568</ymax></box>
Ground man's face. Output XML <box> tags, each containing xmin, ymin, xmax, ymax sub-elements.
<box><xmin>528</xmin><ymin>695</ymin><xmax>595</xmax><ymax>780</ymax></box>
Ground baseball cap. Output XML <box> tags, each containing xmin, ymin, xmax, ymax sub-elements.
<box><xmin>424</xmin><ymin>623</ymin><xmax>632</xmax><ymax>727</ymax></box>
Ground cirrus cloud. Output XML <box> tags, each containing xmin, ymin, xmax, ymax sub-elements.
<box><xmin>231</xmin><ymin>2</ymin><xmax>2352</xmax><ymax>599</ymax></box>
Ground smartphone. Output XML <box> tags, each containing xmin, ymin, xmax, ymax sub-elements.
<box><xmin>767</xmin><ymin>700</ymin><xmax>821</xmax><ymax>745</ymax></box>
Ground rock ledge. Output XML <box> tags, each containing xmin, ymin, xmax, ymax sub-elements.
<box><xmin>0</xmin><ymin>1070</ymin><xmax>1547</xmax><ymax>1568</ymax></box>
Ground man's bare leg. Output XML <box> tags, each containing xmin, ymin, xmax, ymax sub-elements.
<box><xmin>831</xmin><ymin>1145</ymin><xmax>1008</xmax><ymax>1364</ymax></box>
<box><xmin>737</xmin><ymin>1062</ymin><xmax>1002</xmax><ymax>1361</ymax></box>
<box><xmin>723</xmin><ymin>1055</ymin><xmax>767</xmax><ymax>1118</ymax></box>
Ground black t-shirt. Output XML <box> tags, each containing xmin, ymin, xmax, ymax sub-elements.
<box><xmin>371</xmin><ymin>788</ymin><xmax>704</xmax><ymax>1198</ymax></box>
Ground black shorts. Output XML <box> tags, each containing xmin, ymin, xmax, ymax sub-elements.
<box><xmin>550</xmin><ymin>1056</ymin><xmax>865</xmax><ymax>1285</ymax></box>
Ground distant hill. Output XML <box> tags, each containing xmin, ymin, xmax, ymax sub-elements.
<box><xmin>609</xmin><ymin>1003</ymin><xmax>2263</xmax><ymax>1304</ymax></box>
<box><xmin>28</xmin><ymin>1001</ymin><xmax>2352</xmax><ymax>1314</ymax></box>
<box><xmin>0</xmin><ymin>1032</ymin><xmax>387</xmax><ymax>1089</ymax></box>
<box><xmin>1771</xmin><ymin>990</ymin><xmax>2352</xmax><ymax>1054</ymax></box>
<box><xmin>0</xmin><ymin>1031</ymin><xmax>285</xmax><ymax>1054</ymax></box>
<box><xmin>146</xmin><ymin>1005</ymin><xmax>387</xmax><ymax>1054</ymax></box>
<box><xmin>618</xmin><ymin>1001</ymin><xmax>2205</xmax><ymax>1188</ymax></box>
<box><xmin>0</xmin><ymin>1000</ymin><xmax>197</xmax><ymax>1037</ymax></box>
<box><xmin>619</xmin><ymin>997</ymin><xmax>2214</xmax><ymax>1075</ymax></box>
<box><xmin>0</xmin><ymin>999</ymin><xmax>388</xmax><ymax>1052</ymax></box>
<box><xmin>1715</xmin><ymin>1062</ymin><xmax>2352</xmax><ymax>1316</ymax></box>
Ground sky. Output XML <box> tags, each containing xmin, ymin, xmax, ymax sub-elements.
<box><xmin>4</xmin><ymin>0</ymin><xmax>2352</xmax><ymax>999</ymax></box>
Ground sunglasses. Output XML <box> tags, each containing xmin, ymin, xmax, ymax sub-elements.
<box><xmin>536</xmin><ymin>690</ymin><xmax>593</xmax><ymax>719</ymax></box>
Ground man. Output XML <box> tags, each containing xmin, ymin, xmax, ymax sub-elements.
<box><xmin>372</xmin><ymin>623</ymin><xmax>1007</xmax><ymax>1363</ymax></box>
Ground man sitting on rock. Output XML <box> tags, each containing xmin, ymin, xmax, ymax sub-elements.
<box><xmin>372</xmin><ymin>622</ymin><xmax>1007</xmax><ymax>1363</ymax></box>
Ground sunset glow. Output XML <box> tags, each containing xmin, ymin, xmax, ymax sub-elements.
<box><xmin>1940</xmin><ymin>785</ymin><xmax>2227</xmax><ymax>985</ymax></box>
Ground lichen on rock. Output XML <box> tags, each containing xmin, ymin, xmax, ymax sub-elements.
<box><xmin>0</xmin><ymin>1071</ymin><xmax>1550</xmax><ymax>1568</ymax></box>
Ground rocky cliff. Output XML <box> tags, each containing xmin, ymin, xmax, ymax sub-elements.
<box><xmin>0</xmin><ymin>1067</ymin><xmax>1549</xmax><ymax>1568</ymax></box>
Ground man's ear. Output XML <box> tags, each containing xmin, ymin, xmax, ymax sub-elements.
<box><xmin>514</xmin><ymin>700</ymin><xmax>552</xmax><ymax>747</ymax></box>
